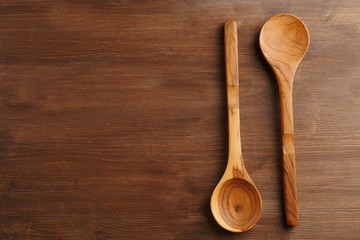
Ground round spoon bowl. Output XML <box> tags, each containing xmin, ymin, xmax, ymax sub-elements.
<box><xmin>259</xmin><ymin>14</ymin><xmax>309</xmax><ymax>64</ymax></box>
<box><xmin>211</xmin><ymin>178</ymin><xmax>262</xmax><ymax>232</ymax></box>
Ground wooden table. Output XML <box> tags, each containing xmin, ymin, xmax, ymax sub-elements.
<box><xmin>0</xmin><ymin>1</ymin><xmax>359</xmax><ymax>239</ymax></box>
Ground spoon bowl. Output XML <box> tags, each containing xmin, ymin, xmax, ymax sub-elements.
<box><xmin>260</xmin><ymin>14</ymin><xmax>309</xmax><ymax>65</ymax></box>
<box><xmin>259</xmin><ymin>14</ymin><xmax>310</xmax><ymax>226</ymax></box>
<box><xmin>210</xmin><ymin>19</ymin><xmax>262</xmax><ymax>232</ymax></box>
<box><xmin>211</xmin><ymin>178</ymin><xmax>262</xmax><ymax>232</ymax></box>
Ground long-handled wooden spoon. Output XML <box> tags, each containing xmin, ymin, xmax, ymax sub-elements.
<box><xmin>259</xmin><ymin>14</ymin><xmax>310</xmax><ymax>226</ymax></box>
<box><xmin>210</xmin><ymin>19</ymin><xmax>262</xmax><ymax>232</ymax></box>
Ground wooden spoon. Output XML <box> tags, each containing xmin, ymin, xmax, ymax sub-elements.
<box><xmin>210</xmin><ymin>19</ymin><xmax>262</xmax><ymax>232</ymax></box>
<box><xmin>259</xmin><ymin>14</ymin><xmax>310</xmax><ymax>226</ymax></box>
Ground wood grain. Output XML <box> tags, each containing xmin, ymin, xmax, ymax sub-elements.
<box><xmin>259</xmin><ymin>14</ymin><xmax>310</xmax><ymax>227</ymax></box>
<box><xmin>210</xmin><ymin>20</ymin><xmax>262</xmax><ymax>233</ymax></box>
<box><xmin>0</xmin><ymin>0</ymin><xmax>359</xmax><ymax>239</ymax></box>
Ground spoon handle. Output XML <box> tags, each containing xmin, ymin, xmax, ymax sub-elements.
<box><xmin>278</xmin><ymin>80</ymin><xmax>298</xmax><ymax>226</ymax></box>
<box><xmin>224</xmin><ymin>20</ymin><xmax>244</xmax><ymax>174</ymax></box>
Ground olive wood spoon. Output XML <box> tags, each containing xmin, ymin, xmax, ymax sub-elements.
<box><xmin>259</xmin><ymin>14</ymin><xmax>310</xmax><ymax>226</ymax></box>
<box><xmin>210</xmin><ymin>19</ymin><xmax>262</xmax><ymax>232</ymax></box>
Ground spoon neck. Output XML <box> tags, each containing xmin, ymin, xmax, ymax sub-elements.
<box><xmin>276</xmin><ymin>73</ymin><xmax>295</xmax><ymax>136</ymax></box>
<box><xmin>227</xmin><ymin>106</ymin><xmax>246</xmax><ymax>172</ymax></box>
<box><xmin>274</xmin><ymin>64</ymin><xmax>296</xmax><ymax>88</ymax></box>
<box><xmin>272</xmin><ymin>63</ymin><xmax>296</xmax><ymax>134</ymax></box>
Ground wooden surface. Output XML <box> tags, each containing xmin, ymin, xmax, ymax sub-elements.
<box><xmin>0</xmin><ymin>0</ymin><xmax>359</xmax><ymax>239</ymax></box>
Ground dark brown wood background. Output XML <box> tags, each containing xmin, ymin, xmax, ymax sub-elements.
<box><xmin>0</xmin><ymin>0</ymin><xmax>359</xmax><ymax>239</ymax></box>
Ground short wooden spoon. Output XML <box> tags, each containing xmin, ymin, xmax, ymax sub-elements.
<box><xmin>259</xmin><ymin>14</ymin><xmax>310</xmax><ymax>226</ymax></box>
<box><xmin>210</xmin><ymin>20</ymin><xmax>262</xmax><ymax>232</ymax></box>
